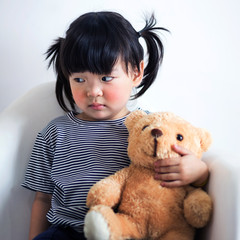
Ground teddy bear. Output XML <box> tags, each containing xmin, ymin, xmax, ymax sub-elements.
<box><xmin>84</xmin><ymin>110</ymin><xmax>213</xmax><ymax>240</ymax></box>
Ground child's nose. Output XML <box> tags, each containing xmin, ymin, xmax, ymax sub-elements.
<box><xmin>87</xmin><ymin>83</ymin><xmax>103</xmax><ymax>97</ymax></box>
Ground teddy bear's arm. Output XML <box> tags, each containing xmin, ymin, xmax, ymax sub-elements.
<box><xmin>184</xmin><ymin>186</ymin><xmax>213</xmax><ymax>228</ymax></box>
<box><xmin>86</xmin><ymin>167</ymin><xmax>130</xmax><ymax>208</ymax></box>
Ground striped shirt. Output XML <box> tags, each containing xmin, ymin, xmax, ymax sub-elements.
<box><xmin>22</xmin><ymin>111</ymin><xmax>131</xmax><ymax>232</ymax></box>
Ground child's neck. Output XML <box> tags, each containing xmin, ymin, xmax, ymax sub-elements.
<box><xmin>75</xmin><ymin>110</ymin><xmax>131</xmax><ymax>121</ymax></box>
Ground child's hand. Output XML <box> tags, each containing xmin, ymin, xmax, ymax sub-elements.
<box><xmin>154</xmin><ymin>144</ymin><xmax>209</xmax><ymax>188</ymax></box>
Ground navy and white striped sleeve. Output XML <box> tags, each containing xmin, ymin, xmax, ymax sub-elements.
<box><xmin>22</xmin><ymin>127</ymin><xmax>55</xmax><ymax>194</ymax></box>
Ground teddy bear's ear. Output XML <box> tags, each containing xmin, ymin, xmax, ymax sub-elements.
<box><xmin>198</xmin><ymin>128</ymin><xmax>212</xmax><ymax>152</ymax></box>
<box><xmin>125</xmin><ymin>110</ymin><xmax>147</xmax><ymax>131</ymax></box>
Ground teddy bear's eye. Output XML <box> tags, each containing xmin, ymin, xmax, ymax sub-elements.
<box><xmin>142</xmin><ymin>125</ymin><xmax>149</xmax><ymax>131</ymax></box>
<box><xmin>176</xmin><ymin>134</ymin><xmax>184</xmax><ymax>141</ymax></box>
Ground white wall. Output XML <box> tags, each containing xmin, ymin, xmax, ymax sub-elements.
<box><xmin>1</xmin><ymin>0</ymin><xmax>240</xmax><ymax>155</ymax></box>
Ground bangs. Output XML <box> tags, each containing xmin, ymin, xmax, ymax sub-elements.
<box><xmin>61</xmin><ymin>13</ymin><xmax>131</xmax><ymax>76</ymax></box>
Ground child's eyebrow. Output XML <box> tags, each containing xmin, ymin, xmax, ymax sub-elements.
<box><xmin>111</xmin><ymin>68</ymin><xmax>118</xmax><ymax>73</ymax></box>
<box><xmin>70</xmin><ymin>72</ymin><xmax>86</xmax><ymax>78</ymax></box>
<box><xmin>111</xmin><ymin>63</ymin><xmax>125</xmax><ymax>74</ymax></box>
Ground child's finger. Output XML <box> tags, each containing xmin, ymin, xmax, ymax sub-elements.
<box><xmin>154</xmin><ymin>157</ymin><xmax>179</xmax><ymax>168</ymax></box>
<box><xmin>172</xmin><ymin>144</ymin><xmax>192</xmax><ymax>156</ymax></box>
<box><xmin>154</xmin><ymin>165</ymin><xmax>179</xmax><ymax>174</ymax></box>
<box><xmin>154</xmin><ymin>172</ymin><xmax>180</xmax><ymax>181</ymax></box>
<box><xmin>160</xmin><ymin>180</ymin><xmax>183</xmax><ymax>188</ymax></box>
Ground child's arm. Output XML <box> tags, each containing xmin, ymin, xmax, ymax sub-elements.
<box><xmin>154</xmin><ymin>144</ymin><xmax>209</xmax><ymax>188</ymax></box>
<box><xmin>28</xmin><ymin>191</ymin><xmax>52</xmax><ymax>240</ymax></box>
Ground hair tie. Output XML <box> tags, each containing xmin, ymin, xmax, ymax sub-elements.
<box><xmin>138</xmin><ymin>31</ymin><xmax>142</xmax><ymax>38</ymax></box>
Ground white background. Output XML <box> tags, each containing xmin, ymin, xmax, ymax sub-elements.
<box><xmin>1</xmin><ymin>0</ymin><xmax>239</xmax><ymax>155</ymax></box>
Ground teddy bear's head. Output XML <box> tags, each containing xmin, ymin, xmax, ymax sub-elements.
<box><xmin>125</xmin><ymin>110</ymin><xmax>212</xmax><ymax>169</ymax></box>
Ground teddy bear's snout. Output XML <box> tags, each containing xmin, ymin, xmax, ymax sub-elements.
<box><xmin>151</xmin><ymin>129</ymin><xmax>163</xmax><ymax>138</ymax></box>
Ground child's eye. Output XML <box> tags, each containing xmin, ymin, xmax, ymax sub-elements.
<box><xmin>74</xmin><ymin>78</ymin><xmax>85</xmax><ymax>83</ymax></box>
<box><xmin>102</xmin><ymin>76</ymin><xmax>113</xmax><ymax>82</ymax></box>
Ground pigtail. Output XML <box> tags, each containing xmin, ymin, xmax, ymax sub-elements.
<box><xmin>45</xmin><ymin>38</ymin><xmax>75</xmax><ymax>112</ymax></box>
<box><xmin>135</xmin><ymin>14</ymin><xmax>169</xmax><ymax>98</ymax></box>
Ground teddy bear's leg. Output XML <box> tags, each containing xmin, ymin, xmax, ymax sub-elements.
<box><xmin>184</xmin><ymin>188</ymin><xmax>212</xmax><ymax>228</ymax></box>
<box><xmin>84</xmin><ymin>205</ymin><xmax>143</xmax><ymax>240</ymax></box>
<box><xmin>84</xmin><ymin>208</ymin><xmax>110</xmax><ymax>240</ymax></box>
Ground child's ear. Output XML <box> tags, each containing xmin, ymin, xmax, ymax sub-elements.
<box><xmin>132</xmin><ymin>61</ymin><xmax>144</xmax><ymax>87</ymax></box>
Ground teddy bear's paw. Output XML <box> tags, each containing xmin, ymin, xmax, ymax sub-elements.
<box><xmin>184</xmin><ymin>190</ymin><xmax>213</xmax><ymax>228</ymax></box>
<box><xmin>84</xmin><ymin>210</ymin><xmax>110</xmax><ymax>240</ymax></box>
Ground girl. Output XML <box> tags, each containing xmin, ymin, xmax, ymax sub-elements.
<box><xmin>22</xmin><ymin>11</ymin><xmax>209</xmax><ymax>240</ymax></box>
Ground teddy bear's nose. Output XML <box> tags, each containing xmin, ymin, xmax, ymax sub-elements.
<box><xmin>151</xmin><ymin>129</ymin><xmax>163</xmax><ymax>138</ymax></box>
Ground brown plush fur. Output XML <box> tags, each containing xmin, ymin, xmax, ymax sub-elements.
<box><xmin>85</xmin><ymin>110</ymin><xmax>213</xmax><ymax>240</ymax></box>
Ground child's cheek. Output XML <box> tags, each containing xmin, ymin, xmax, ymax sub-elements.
<box><xmin>106</xmin><ymin>91</ymin><xmax>128</xmax><ymax>102</ymax></box>
<box><xmin>106</xmin><ymin>92</ymin><xmax>119</xmax><ymax>101</ymax></box>
<box><xmin>72</xmin><ymin>91</ymin><xmax>85</xmax><ymax>105</ymax></box>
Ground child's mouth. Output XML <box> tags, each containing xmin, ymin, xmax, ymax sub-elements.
<box><xmin>89</xmin><ymin>103</ymin><xmax>105</xmax><ymax>110</ymax></box>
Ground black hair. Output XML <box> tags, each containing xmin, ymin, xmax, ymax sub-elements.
<box><xmin>46</xmin><ymin>11</ymin><xmax>168</xmax><ymax>112</ymax></box>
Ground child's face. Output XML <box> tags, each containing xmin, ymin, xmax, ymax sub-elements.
<box><xmin>69</xmin><ymin>59</ymin><xmax>143</xmax><ymax>121</ymax></box>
